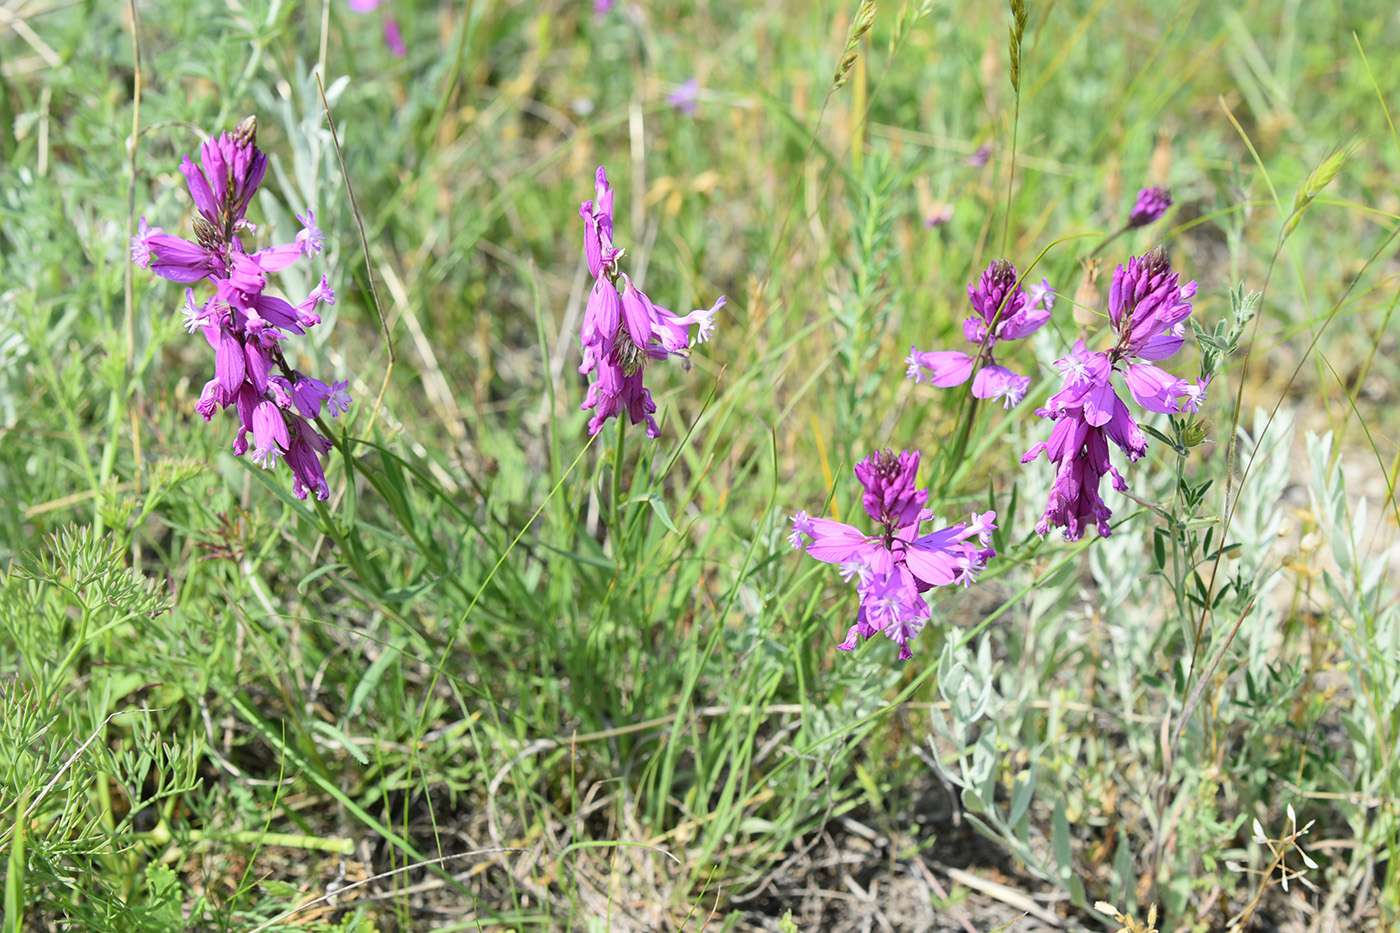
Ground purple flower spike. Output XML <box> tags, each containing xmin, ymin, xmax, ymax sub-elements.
<box><xmin>577</xmin><ymin>164</ymin><xmax>722</xmax><ymax>438</ymax></box>
<box><xmin>1023</xmin><ymin>249</ymin><xmax>1199</xmax><ymax>539</ymax></box>
<box><xmin>132</xmin><ymin>116</ymin><xmax>349</xmax><ymax>502</ymax></box>
<box><xmin>1108</xmin><ymin>247</ymin><xmax>1197</xmax><ymax>360</ymax></box>
<box><xmin>180</xmin><ymin>117</ymin><xmax>267</xmax><ymax>237</ymax></box>
<box><xmin>854</xmin><ymin>449</ymin><xmax>927</xmax><ymax>529</ymax></box>
<box><xmin>1128</xmin><ymin>186</ymin><xmax>1172</xmax><ymax>228</ymax></box>
<box><xmin>906</xmin><ymin>260</ymin><xmax>1055</xmax><ymax>408</ymax></box>
<box><xmin>790</xmin><ymin>450</ymin><xmax>996</xmax><ymax>660</ymax></box>
<box><xmin>383</xmin><ymin>18</ymin><xmax>407</xmax><ymax>57</ymax></box>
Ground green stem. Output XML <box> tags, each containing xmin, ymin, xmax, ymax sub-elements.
<box><xmin>1089</xmin><ymin>224</ymin><xmax>1129</xmax><ymax>258</ymax></box>
<box><xmin>139</xmin><ymin>823</ymin><xmax>355</xmax><ymax>855</ymax></box>
<box><xmin>940</xmin><ymin>396</ymin><xmax>980</xmax><ymax>496</ymax></box>
<box><xmin>94</xmin><ymin>388</ymin><xmax>124</xmax><ymax>540</ymax></box>
<box><xmin>1001</xmin><ymin>97</ymin><xmax>1020</xmax><ymax>254</ymax></box>
<box><xmin>610</xmin><ymin>417</ymin><xmax>627</xmax><ymax>564</ymax></box>
<box><xmin>851</xmin><ymin>38</ymin><xmax>867</xmax><ymax>174</ymax></box>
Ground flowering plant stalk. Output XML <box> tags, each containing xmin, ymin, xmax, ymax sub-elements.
<box><xmin>1022</xmin><ymin>247</ymin><xmax>1204</xmax><ymax>539</ymax></box>
<box><xmin>904</xmin><ymin>258</ymin><xmax>1056</xmax><ymax>496</ymax></box>
<box><xmin>132</xmin><ymin>116</ymin><xmax>348</xmax><ymax>501</ymax></box>
<box><xmin>789</xmin><ymin>449</ymin><xmax>995</xmax><ymax>659</ymax></box>
<box><xmin>906</xmin><ymin>258</ymin><xmax>1056</xmax><ymax>410</ymax></box>
<box><xmin>576</xmin><ymin>165</ymin><xmax>723</xmax><ymax>555</ymax></box>
<box><xmin>577</xmin><ymin>165</ymin><xmax>723</xmax><ymax>440</ymax></box>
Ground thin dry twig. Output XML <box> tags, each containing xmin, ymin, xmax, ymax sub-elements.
<box><xmin>245</xmin><ymin>849</ymin><xmax>530</xmax><ymax>933</ymax></box>
<box><xmin>942</xmin><ymin>866</ymin><xmax>1062</xmax><ymax>927</ymax></box>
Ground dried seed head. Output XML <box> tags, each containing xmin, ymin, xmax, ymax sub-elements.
<box><xmin>1104</xmin><ymin>153</ymin><xmax>1122</xmax><ymax>208</ymax></box>
<box><xmin>615</xmin><ymin>325</ymin><xmax>650</xmax><ymax>376</ymax></box>
<box><xmin>193</xmin><ymin>216</ymin><xmax>223</xmax><ymax>253</ymax></box>
<box><xmin>1149</xmin><ymin>129</ymin><xmax>1173</xmax><ymax>184</ymax></box>
<box><xmin>233</xmin><ymin>115</ymin><xmax>257</xmax><ymax>148</ymax></box>
<box><xmin>1073</xmin><ymin>257</ymin><xmax>1102</xmax><ymax>327</ymax></box>
<box><xmin>1141</xmin><ymin>245</ymin><xmax>1172</xmax><ymax>279</ymax></box>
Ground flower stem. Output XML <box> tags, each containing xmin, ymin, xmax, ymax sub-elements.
<box><xmin>610</xmin><ymin>417</ymin><xmax>627</xmax><ymax>564</ymax></box>
<box><xmin>1089</xmin><ymin>224</ymin><xmax>1128</xmax><ymax>258</ymax></box>
<box><xmin>139</xmin><ymin>822</ymin><xmax>355</xmax><ymax>855</ymax></box>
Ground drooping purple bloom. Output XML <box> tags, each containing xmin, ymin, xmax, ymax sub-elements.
<box><xmin>131</xmin><ymin>116</ymin><xmax>349</xmax><ymax>501</ymax></box>
<box><xmin>667</xmin><ymin>79</ymin><xmax>699</xmax><ymax>115</ymax></box>
<box><xmin>577</xmin><ymin>165</ymin><xmax>723</xmax><ymax>438</ymax></box>
<box><xmin>579</xmin><ymin>166</ymin><xmax>617</xmax><ymax>279</ymax></box>
<box><xmin>906</xmin><ymin>260</ymin><xmax>1055</xmax><ymax>409</ymax></box>
<box><xmin>1127</xmin><ymin>186</ymin><xmax>1172</xmax><ymax>228</ymax></box>
<box><xmin>1023</xmin><ymin>248</ymin><xmax>1199</xmax><ymax>539</ymax></box>
<box><xmin>789</xmin><ymin>450</ymin><xmax>996</xmax><ymax>660</ymax></box>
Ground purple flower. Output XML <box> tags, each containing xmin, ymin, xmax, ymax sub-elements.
<box><xmin>854</xmin><ymin>449</ymin><xmax>924</xmax><ymax>528</ymax></box>
<box><xmin>286</xmin><ymin>417</ymin><xmax>333</xmax><ymax>501</ymax></box>
<box><xmin>1021</xmin><ymin>410</ymin><xmax>1123</xmax><ymax>540</ymax></box>
<box><xmin>132</xmin><ymin>116</ymin><xmax>349</xmax><ymax>501</ymax></box>
<box><xmin>577</xmin><ymin>165</ymin><xmax>723</xmax><ymax>438</ymax></box>
<box><xmin>1023</xmin><ymin>249</ymin><xmax>1198</xmax><ymax>539</ymax></box>
<box><xmin>966</xmin><ymin>143</ymin><xmax>992</xmax><ymax>167</ymax></box>
<box><xmin>1127</xmin><ymin>186</ymin><xmax>1172</xmax><ymax>228</ymax></box>
<box><xmin>906</xmin><ymin>260</ymin><xmax>1055</xmax><ymax>409</ymax></box>
<box><xmin>667</xmin><ymin>79</ymin><xmax>699</xmax><ymax>115</ymax></box>
<box><xmin>383</xmin><ymin>18</ymin><xmax>407</xmax><ymax>57</ymax></box>
<box><xmin>594</xmin><ymin>0</ymin><xmax>618</xmax><ymax>18</ymax></box>
<box><xmin>789</xmin><ymin>450</ymin><xmax>996</xmax><ymax>660</ymax></box>
<box><xmin>180</xmin><ymin>123</ymin><xmax>268</xmax><ymax>238</ymax></box>
<box><xmin>579</xmin><ymin>167</ymin><xmax>617</xmax><ymax>279</ymax></box>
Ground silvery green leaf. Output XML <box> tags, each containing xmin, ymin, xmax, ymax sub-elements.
<box><xmin>1008</xmin><ymin>767</ymin><xmax>1036</xmax><ymax>827</ymax></box>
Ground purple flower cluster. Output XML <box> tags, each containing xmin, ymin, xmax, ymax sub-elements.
<box><xmin>1128</xmin><ymin>186</ymin><xmax>1172</xmax><ymax>228</ymax></box>
<box><xmin>132</xmin><ymin>117</ymin><xmax>348</xmax><ymax>501</ymax></box>
<box><xmin>578</xmin><ymin>166</ymin><xmax>724</xmax><ymax>438</ymax></box>
<box><xmin>789</xmin><ymin>450</ymin><xmax>996</xmax><ymax>659</ymax></box>
<box><xmin>906</xmin><ymin>260</ymin><xmax>1056</xmax><ymax>409</ymax></box>
<box><xmin>1022</xmin><ymin>248</ymin><xmax>1205</xmax><ymax>539</ymax></box>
